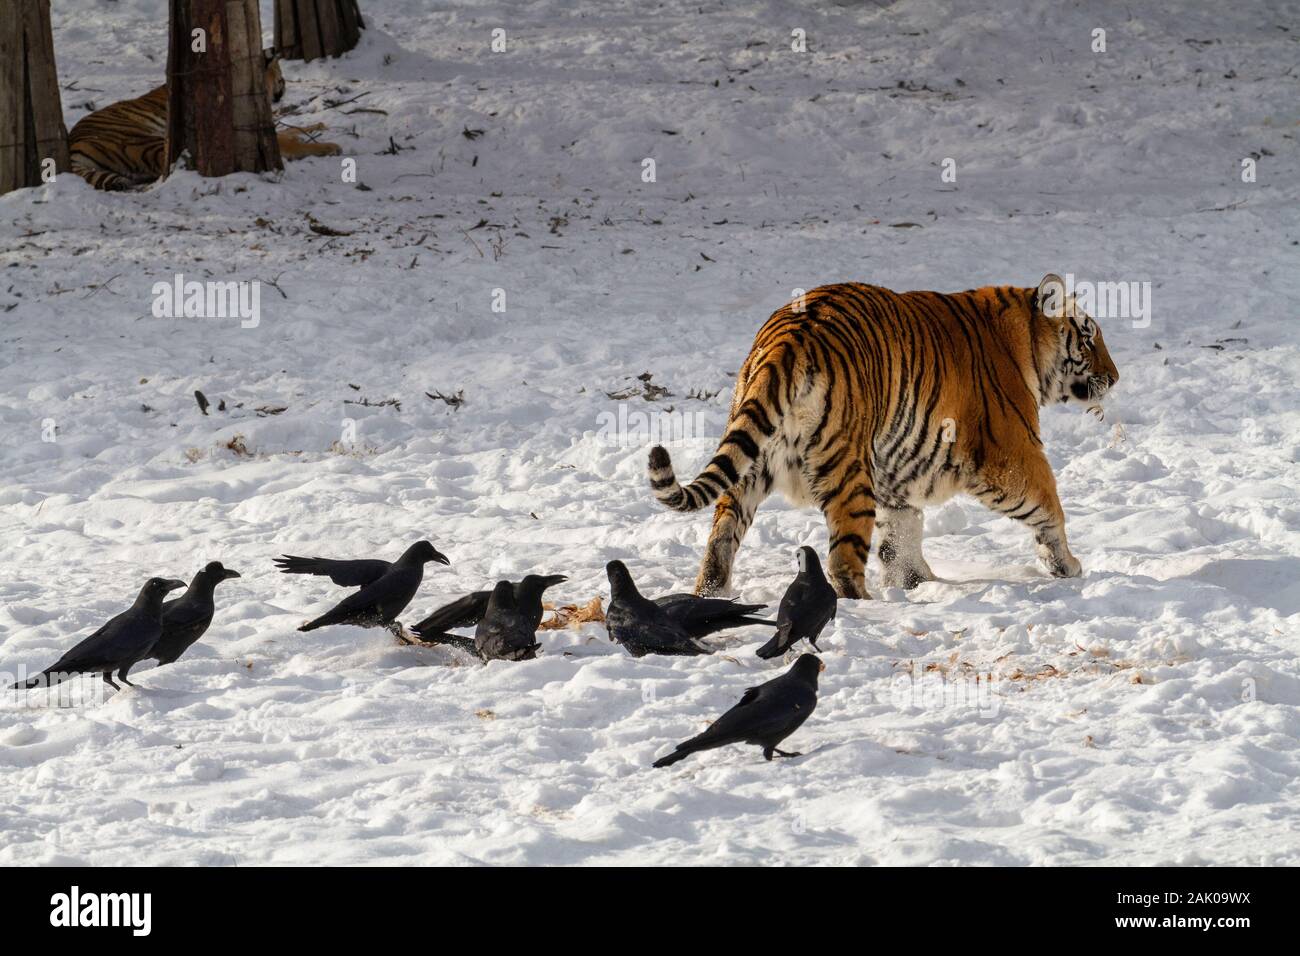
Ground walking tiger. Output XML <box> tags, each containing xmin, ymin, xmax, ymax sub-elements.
<box><xmin>68</xmin><ymin>51</ymin><xmax>341</xmax><ymax>191</ymax></box>
<box><xmin>647</xmin><ymin>276</ymin><xmax>1120</xmax><ymax>599</ymax></box>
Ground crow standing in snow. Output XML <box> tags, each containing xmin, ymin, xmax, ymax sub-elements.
<box><xmin>653</xmin><ymin>653</ymin><xmax>823</xmax><ymax>767</ymax></box>
<box><xmin>756</xmin><ymin>546</ymin><xmax>837</xmax><ymax>659</ymax></box>
<box><xmin>151</xmin><ymin>561</ymin><xmax>241</xmax><ymax>665</ymax></box>
<box><xmin>274</xmin><ymin>540</ymin><xmax>450</xmax><ymax>636</ymax></box>
<box><xmin>11</xmin><ymin>577</ymin><xmax>187</xmax><ymax>691</ymax></box>
<box><xmin>411</xmin><ymin>573</ymin><xmax>567</xmax><ymax>639</ymax></box>
<box><xmin>604</xmin><ymin>560</ymin><xmax>773</xmax><ymax>657</ymax></box>
<box><xmin>473</xmin><ymin>580</ymin><xmax>543</xmax><ymax>661</ymax></box>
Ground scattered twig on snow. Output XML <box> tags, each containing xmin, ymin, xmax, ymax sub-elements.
<box><xmin>1195</xmin><ymin>199</ymin><xmax>1247</xmax><ymax>213</ymax></box>
<box><xmin>425</xmin><ymin>389</ymin><xmax>464</xmax><ymax>409</ymax></box>
<box><xmin>459</xmin><ymin>228</ymin><xmax>484</xmax><ymax>257</ymax></box>
<box><xmin>81</xmin><ymin>273</ymin><xmax>122</xmax><ymax>299</ymax></box>
<box><xmin>606</xmin><ymin>372</ymin><xmax>672</xmax><ymax>402</ymax></box>
<box><xmin>321</xmin><ymin>90</ymin><xmax>370</xmax><ymax>110</ymax></box>
<box><xmin>344</xmin><ymin>397</ymin><xmax>402</xmax><ymax>411</ymax></box>
<box><xmin>256</xmin><ymin>273</ymin><xmax>289</xmax><ymax>299</ymax></box>
<box><xmin>307</xmin><ymin>214</ymin><xmax>353</xmax><ymax>237</ymax></box>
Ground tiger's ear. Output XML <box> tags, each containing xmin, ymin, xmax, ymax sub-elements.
<box><xmin>263</xmin><ymin>47</ymin><xmax>281</xmax><ymax>67</ymax></box>
<box><xmin>1036</xmin><ymin>273</ymin><xmax>1066</xmax><ymax>320</ymax></box>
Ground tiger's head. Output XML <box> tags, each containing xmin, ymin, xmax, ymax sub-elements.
<box><xmin>263</xmin><ymin>49</ymin><xmax>285</xmax><ymax>104</ymax></box>
<box><xmin>1033</xmin><ymin>273</ymin><xmax>1119</xmax><ymax>412</ymax></box>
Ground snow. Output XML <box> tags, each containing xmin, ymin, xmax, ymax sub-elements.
<box><xmin>2</xmin><ymin>0</ymin><xmax>1299</xmax><ymax>865</ymax></box>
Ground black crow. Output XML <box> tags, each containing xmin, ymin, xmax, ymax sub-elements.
<box><xmin>756</xmin><ymin>546</ymin><xmax>837</xmax><ymax>659</ymax></box>
<box><xmin>151</xmin><ymin>561</ymin><xmax>241</xmax><ymax>665</ymax></box>
<box><xmin>653</xmin><ymin>653</ymin><xmax>823</xmax><ymax>767</ymax></box>
<box><xmin>606</xmin><ymin>560</ymin><xmax>768</xmax><ymax>657</ymax></box>
<box><xmin>276</xmin><ymin>540</ymin><xmax>449</xmax><ymax>636</ymax></box>
<box><xmin>11</xmin><ymin>577</ymin><xmax>187</xmax><ymax>691</ymax></box>
<box><xmin>411</xmin><ymin>573</ymin><xmax>567</xmax><ymax>638</ymax></box>
<box><xmin>474</xmin><ymin>580</ymin><xmax>542</xmax><ymax>661</ymax></box>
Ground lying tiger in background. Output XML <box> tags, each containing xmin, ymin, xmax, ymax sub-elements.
<box><xmin>68</xmin><ymin>50</ymin><xmax>341</xmax><ymax>191</ymax></box>
<box><xmin>648</xmin><ymin>275</ymin><xmax>1120</xmax><ymax>599</ymax></box>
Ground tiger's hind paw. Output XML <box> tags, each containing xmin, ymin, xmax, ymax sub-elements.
<box><xmin>880</xmin><ymin>562</ymin><xmax>936</xmax><ymax>590</ymax></box>
<box><xmin>1045</xmin><ymin>554</ymin><xmax>1082</xmax><ymax>578</ymax></box>
<box><xmin>830</xmin><ymin>575</ymin><xmax>871</xmax><ymax>600</ymax></box>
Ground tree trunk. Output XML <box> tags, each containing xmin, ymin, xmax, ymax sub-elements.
<box><xmin>0</xmin><ymin>0</ymin><xmax>69</xmax><ymax>195</ymax></box>
<box><xmin>275</xmin><ymin>0</ymin><xmax>364</xmax><ymax>62</ymax></box>
<box><xmin>166</xmin><ymin>0</ymin><xmax>282</xmax><ymax>178</ymax></box>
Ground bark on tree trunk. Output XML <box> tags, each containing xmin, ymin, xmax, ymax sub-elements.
<box><xmin>275</xmin><ymin>0</ymin><xmax>364</xmax><ymax>62</ymax></box>
<box><xmin>0</xmin><ymin>0</ymin><xmax>70</xmax><ymax>195</ymax></box>
<box><xmin>166</xmin><ymin>0</ymin><xmax>282</xmax><ymax>178</ymax></box>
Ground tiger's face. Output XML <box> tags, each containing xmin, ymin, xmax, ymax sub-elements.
<box><xmin>1064</xmin><ymin>309</ymin><xmax>1119</xmax><ymax>406</ymax></box>
<box><xmin>263</xmin><ymin>49</ymin><xmax>285</xmax><ymax>103</ymax></box>
<box><xmin>1036</xmin><ymin>274</ymin><xmax>1120</xmax><ymax>410</ymax></box>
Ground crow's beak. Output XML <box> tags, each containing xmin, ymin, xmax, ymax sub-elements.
<box><xmin>434</xmin><ymin>551</ymin><xmax>451</xmax><ymax>566</ymax></box>
<box><xmin>165</xmin><ymin>579</ymin><xmax>188</xmax><ymax>592</ymax></box>
<box><xmin>544</xmin><ymin>574</ymin><xmax>569</xmax><ymax>586</ymax></box>
<box><xmin>223</xmin><ymin>569</ymin><xmax>242</xmax><ymax>580</ymax></box>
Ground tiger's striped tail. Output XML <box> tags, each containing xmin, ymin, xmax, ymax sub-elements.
<box><xmin>647</xmin><ymin>355</ymin><xmax>794</xmax><ymax>512</ymax></box>
<box><xmin>70</xmin><ymin>161</ymin><xmax>156</xmax><ymax>192</ymax></box>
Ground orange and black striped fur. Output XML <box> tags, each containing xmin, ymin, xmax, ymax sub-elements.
<box><xmin>648</xmin><ymin>275</ymin><xmax>1119</xmax><ymax>599</ymax></box>
<box><xmin>68</xmin><ymin>52</ymin><xmax>340</xmax><ymax>191</ymax></box>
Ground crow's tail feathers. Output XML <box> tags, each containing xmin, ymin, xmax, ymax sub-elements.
<box><xmin>755</xmin><ymin>626</ymin><xmax>794</xmax><ymax>659</ymax></box>
<box><xmin>410</xmin><ymin>631</ymin><xmax>481</xmax><ymax>656</ymax></box>
<box><xmin>654</xmin><ymin>737</ymin><xmax>709</xmax><ymax>767</ymax></box>
<box><xmin>652</xmin><ymin>748</ymin><xmax>691</xmax><ymax>768</ymax></box>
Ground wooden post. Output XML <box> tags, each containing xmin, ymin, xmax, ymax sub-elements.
<box><xmin>166</xmin><ymin>0</ymin><xmax>282</xmax><ymax>178</ymax></box>
<box><xmin>275</xmin><ymin>0</ymin><xmax>364</xmax><ymax>62</ymax></box>
<box><xmin>0</xmin><ymin>0</ymin><xmax>70</xmax><ymax>195</ymax></box>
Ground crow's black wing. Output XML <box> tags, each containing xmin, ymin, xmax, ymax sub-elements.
<box><xmin>153</xmin><ymin>597</ymin><xmax>216</xmax><ymax>662</ymax></box>
<box><xmin>698</xmin><ymin>678</ymin><xmax>812</xmax><ymax>746</ymax></box>
<box><xmin>161</xmin><ymin>594</ymin><xmax>210</xmax><ymax>632</ymax></box>
<box><xmin>657</xmin><ymin>594</ymin><xmax>772</xmax><ymax>639</ymax></box>
<box><xmin>301</xmin><ymin>564</ymin><xmax>422</xmax><ymax>630</ymax></box>
<box><xmin>776</xmin><ymin>577</ymin><xmax>815</xmax><ymax>628</ymax></box>
<box><xmin>274</xmin><ymin>555</ymin><xmax>391</xmax><ymax>588</ymax></box>
<box><xmin>50</xmin><ymin>609</ymin><xmax>159</xmax><ymax>672</ymax></box>
<box><xmin>657</xmin><ymin>593</ymin><xmax>765</xmax><ymax>618</ymax></box>
<box><xmin>412</xmin><ymin>591</ymin><xmax>490</xmax><ymax>634</ymax></box>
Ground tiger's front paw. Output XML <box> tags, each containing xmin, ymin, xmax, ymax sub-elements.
<box><xmin>1036</xmin><ymin>539</ymin><xmax>1081</xmax><ymax>577</ymax></box>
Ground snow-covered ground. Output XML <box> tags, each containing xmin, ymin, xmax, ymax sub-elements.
<box><xmin>2</xmin><ymin>0</ymin><xmax>1298</xmax><ymax>865</ymax></box>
